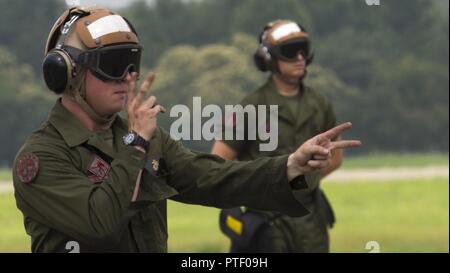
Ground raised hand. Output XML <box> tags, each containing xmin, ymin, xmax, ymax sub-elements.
<box><xmin>126</xmin><ymin>72</ymin><xmax>165</xmax><ymax>140</ymax></box>
<box><xmin>287</xmin><ymin>122</ymin><xmax>362</xmax><ymax>181</ymax></box>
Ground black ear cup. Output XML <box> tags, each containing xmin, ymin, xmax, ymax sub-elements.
<box><xmin>253</xmin><ymin>21</ymin><xmax>276</xmax><ymax>72</ymax></box>
<box><xmin>42</xmin><ymin>10</ymin><xmax>85</xmax><ymax>94</ymax></box>
<box><xmin>42</xmin><ymin>50</ymin><xmax>73</xmax><ymax>94</ymax></box>
<box><xmin>253</xmin><ymin>45</ymin><xmax>272</xmax><ymax>72</ymax></box>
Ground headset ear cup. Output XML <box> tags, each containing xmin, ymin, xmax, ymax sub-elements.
<box><xmin>253</xmin><ymin>46</ymin><xmax>272</xmax><ymax>72</ymax></box>
<box><xmin>253</xmin><ymin>50</ymin><xmax>267</xmax><ymax>72</ymax></box>
<box><xmin>42</xmin><ymin>50</ymin><xmax>73</xmax><ymax>94</ymax></box>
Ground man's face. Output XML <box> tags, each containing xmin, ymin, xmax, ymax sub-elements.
<box><xmin>85</xmin><ymin>70</ymin><xmax>131</xmax><ymax>117</ymax></box>
<box><xmin>276</xmin><ymin>52</ymin><xmax>306</xmax><ymax>82</ymax></box>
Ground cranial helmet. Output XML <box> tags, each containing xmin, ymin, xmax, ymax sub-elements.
<box><xmin>43</xmin><ymin>6</ymin><xmax>142</xmax><ymax>94</ymax></box>
<box><xmin>253</xmin><ymin>19</ymin><xmax>314</xmax><ymax>72</ymax></box>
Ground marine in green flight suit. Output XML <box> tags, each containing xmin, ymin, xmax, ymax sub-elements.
<box><xmin>13</xmin><ymin>7</ymin><xmax>360</xmax><ymax>253</ymax></box>
<box><xmin>213</xmin><ymin>20</ymin><xmax>342</xmax><ymax>253</ymax></box>
<box><xmin>14</xmin><ymin>99</ymin><xmax>313</xmax><ymax>252</ymax></box>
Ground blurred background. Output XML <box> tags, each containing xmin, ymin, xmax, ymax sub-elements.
<box><xmin>0</xmin><ymin>0</ymin><xmax>448</xmax><ymax>252</ymax></box>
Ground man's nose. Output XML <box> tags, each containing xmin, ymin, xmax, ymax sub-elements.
<box><xmin>297</xmin><ymin>52</ymin><xmax>305</xmax><ymax>62</ymax></box>
<box><xmin>122</xmin><ymin>71</ymin><xmax>133</xmax><ymax>82</ymax></box>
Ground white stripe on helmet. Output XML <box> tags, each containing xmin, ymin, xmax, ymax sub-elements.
<box><xmin>87</xmin><ymin>15</ymin><xmax>131</xmax><ymax>39</ymax></box>
<box><xmin>270</xmin><ymin>23</ymin><xmax>302</xmax><ymax>41</ymax></box>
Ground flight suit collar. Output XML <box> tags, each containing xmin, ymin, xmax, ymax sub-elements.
<box><xmin>49</xmin><ymin>99</ymin><xmax>93</xmax><ymax>148</ymax></box>
<box><xmin>263</xmin><ymin>78</ymin><xmax>296</xmax><ymax>126</ymax></box>
<box><xmin>48</xmin><ymin>99</ymin><xmax>127</xmax><ymax>156</ymax></box>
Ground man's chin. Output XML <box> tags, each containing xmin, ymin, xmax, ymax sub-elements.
<box><xmin>106</xmin><ymin>105</ymin><xmax>125</xmax><ymax>116</ymax></box>
<box><xmin>293</xmin><ymin>70</ymin><xmax>305</xmax><ymax>77</ymax></box>
<box><xmin>286</xmin><ymin>74</ymin><xmax>303</xmax><ymax>83</ymax></box>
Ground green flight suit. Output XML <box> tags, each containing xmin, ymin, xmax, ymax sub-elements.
<box><xmin>13</xmin><ymin>99</ymin><xmax>313</xmax><ymax>253</ymax></box>
<box><xmin>222</xmin><ymin>78</ymin><xmax>337</xmax><ymax>253</ymax></box>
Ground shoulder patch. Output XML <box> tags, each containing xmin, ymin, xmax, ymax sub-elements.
<box><xmin>16</xmin><ymin>153</ymin><xmax>39</xmax><ymax>184</ymax></box>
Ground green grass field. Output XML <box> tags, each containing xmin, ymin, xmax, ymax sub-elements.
<box><xmin>1</xmin><ymin>178</ymin><xmax>447</xmax><ymax>253</ymax></box>
<box><xmin>341</xmin><ymin>153</ymin><xmax>449</xmax><ymax>169</ymax></box>
<box><xmin>0</xmin><ymin>168</ymin><xmax>12</xmax><ymax>181</ymax></box>
<box><xmin>167</xmin><ymin>178</ymin><xmax>449</xmax><ymax>253</ymax></box>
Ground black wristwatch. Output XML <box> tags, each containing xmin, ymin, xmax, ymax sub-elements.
<box><xmin>123</xmin><ymin>131</ymin><xmax>149</xmax><ymax>150</ymax></box>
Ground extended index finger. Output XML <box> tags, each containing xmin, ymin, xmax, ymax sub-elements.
<box><xmin>127</xmin><ymin>72</ymin><xmax>138</xmax><ymax>103</ymax></box>
<box><xmin>322</xmin><ymin>122</ymin><xmax>353</xmax><ymax>140</ymax></box>
<box><xmin>136</xmin><ymin>72</ymin><xmax>156</xmax><ymax>101</ymax></box>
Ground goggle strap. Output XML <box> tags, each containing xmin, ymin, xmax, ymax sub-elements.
<box><xmin>64</xmin><ymin>46</ymin><xmax>89</xmax><ymax>66</ymax></box>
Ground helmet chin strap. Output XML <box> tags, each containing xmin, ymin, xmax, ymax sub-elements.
<box><xmin>69</xmin><ymin>69</ymin><xmax>117</xmax><ymax>126</ymax></box>
<box><xmin>74</xmin><ymin>92</ymin><xmax>117</xmax><ymax>126</ymax></box>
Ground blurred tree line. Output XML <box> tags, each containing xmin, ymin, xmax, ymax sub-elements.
<box><xmin>0</xmin><ymin>0</ymin><xmax>448</xmax><ymax>165</ymax></box>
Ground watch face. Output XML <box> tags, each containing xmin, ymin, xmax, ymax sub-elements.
<box><xmin>123</xmin><ymin>133</ymin><xmax>135</xmax><ymax>145</ymax></box>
